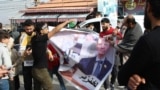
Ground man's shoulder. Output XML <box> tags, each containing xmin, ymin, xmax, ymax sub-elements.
<box><xmin>135</xmin><ymin>23</ymin><xmax>143</xmax><ymax>31</ymax></box>
<box><xmin>110</xmin><ymin>27</ymin><xmax>115</xmax><ymax>30</ymax></box>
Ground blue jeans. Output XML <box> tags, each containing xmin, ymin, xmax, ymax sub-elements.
<box><xmin>48</xmin><ymin>66</ymin><xmax>66</xmax><ymax>90</ymax></box>
<box><xmin>0</xmin><ymin>79</ymin><xmax>9</xmax><ymax>90</ymax></box>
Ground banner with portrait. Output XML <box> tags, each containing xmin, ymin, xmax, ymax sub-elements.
<box><xmin>49</xmin><ymin>27</ymin><xmax>116</xmax><ymax>90</ymax></box>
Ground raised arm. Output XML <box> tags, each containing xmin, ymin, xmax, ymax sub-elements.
<box><xmin>48</xmin><ymin>19</ymin><xmax>77</xmax><ymax>39</ymax></box>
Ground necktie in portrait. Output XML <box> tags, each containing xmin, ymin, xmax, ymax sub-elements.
<box><xmin>93</xmin><ymin>60</ymin><xmax>103</xmax><ymax>77</ymax></box>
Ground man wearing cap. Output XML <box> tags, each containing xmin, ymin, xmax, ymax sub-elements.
<box><xmin>100</xmin><ymin>18</ymin><xmax>122</xmax><ymax>40</ymax></box>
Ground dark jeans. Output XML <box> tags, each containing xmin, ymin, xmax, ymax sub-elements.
<box><xmin>48</xmin><ymin>66</ymin><xmax>66</xmax><ymax>90</ymax></box>
<box><xmin>32</xmin><ymin>68</ymin><xmax>53</xmax><ymax>90</ymax></box>
<box><xmin>103</xmin><ymin>65</ymin><xmax>118</xmax><ymax>89</ymax></box>
<box><xmin>10</xmin><ymin>75</ymin><xmax>20</xmax><ymax>90</ymax></box>
<box><xmin>22</xmin><ymin>65</ymin><xmax>33</xmax><ymax>90</ymax></box>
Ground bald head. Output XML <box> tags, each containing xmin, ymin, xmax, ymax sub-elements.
<box><xmin>122</xmin><ymin>14</ymin><xmax>136</xmax><ymax>27</ymax></box>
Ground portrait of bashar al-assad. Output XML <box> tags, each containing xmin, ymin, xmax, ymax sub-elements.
<box><xmin>76</xmin><ymin>38</ymin><xmax>112</xmax><ymax>80</ymax></box>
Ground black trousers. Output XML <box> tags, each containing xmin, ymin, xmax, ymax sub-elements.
<box><xmin>22</xmin><ymin>65</ymin><xmax>33</xmax><ymax>90</ymax></box>
<box><xmin>9</xmin><ymin>75</ymin><xmax>20</xmax><ymax>90</ymax></box>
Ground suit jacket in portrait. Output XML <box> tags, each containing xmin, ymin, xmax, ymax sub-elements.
<box><xmin>76</xmin><ymin>56</ymin><xmax>112</xmax><ymax>80</ymax></box>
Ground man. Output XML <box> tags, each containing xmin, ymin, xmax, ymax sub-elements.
<box><xmin>116</xmin><ymin>15</ymin><xmax>143</xmax><ymax>53</ymax></box>
<box><xmin>99</xmin><ymin>18</ymin><xmax>122</xmax><ymax>90</ymax></box>
<box><xmin>118</xmin><ymin>0</ymin><xmax>160</xmax><ymax>89</ymax></box>
<box><xmin>31</xmin><ymin>19</ymin><xmax>76</xmax><ymax>90</ymax></box>
<box><xmin>86</xmin><ymin>23</ymin><xmax>96</xmax><ymax>31</ymax></box>
<box><xmin>100</xmin><ymin>18</ymin><xmax>122</xmax><ymax>40</ymax></box>
<box><xmin>115</xmin><ymin>15</ymin><xmax>143</xmax><ymax>65</ymax></box>
<box><xmin>19</xmin><ymin>19</ymin><xmax>35</xmax><ymax>90</ymax></box>
<box><xmin>76</xmin><ymin>38</ymin><xmax>112</xmax><ymax>80</ymax></box>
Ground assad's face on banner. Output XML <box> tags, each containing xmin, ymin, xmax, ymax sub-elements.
<box><xmin>96</xmin><ymin>38</ymin><xmax>110</xmax><ymax>56</ymax></box>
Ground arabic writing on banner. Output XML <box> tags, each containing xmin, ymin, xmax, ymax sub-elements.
<box><xmin>49</xmin><ymin>28</ymin><xmax>116</xmax><ymax>90</ymax></box>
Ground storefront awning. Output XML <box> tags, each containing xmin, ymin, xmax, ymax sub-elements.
<box><xmin>12</xmin><ymin>14</ymin><xmax>60</xmax><ymax>23</ymax></box>
<box><xmin>11</xmin><ymin>13</ymin><xmax>89</xmax><ymax>23</ymax></box>
<box><xmin>20</xmin><ymin>7</ymin><xmax>91</xmax><ymax>13</ymax></box>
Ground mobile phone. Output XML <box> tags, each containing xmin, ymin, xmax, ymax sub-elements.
<box><xmin>26</xmin><ymin>45</ymin><xmax>32</xmax><ymax>50</ymax></box>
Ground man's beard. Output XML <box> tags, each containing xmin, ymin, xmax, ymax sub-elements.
<box><xmin>144</xmin><ymin>8</ymin><xmax>152</xmax><ymax>30</ymax></box>
<box><xmin>26</xmin><ymin>32</ymin><xmax>33</xmax><ymax>36</ymax></box>
<box><xmin>103</xmin><ymin>26</ymin><xmax>108</xmax><ymax>31</ymax></box>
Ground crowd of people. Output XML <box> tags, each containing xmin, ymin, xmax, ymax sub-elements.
<box><xmin>0</xmin><ymin>0</ymin><xmax>160</xmax><ymax>90</ymax></box>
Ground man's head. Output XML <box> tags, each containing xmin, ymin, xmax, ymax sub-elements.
<box><xmin>144</xmin><ymin>0</ymin><xmax>160</xmax><ymax>30</ymax></box>
<box><xmin>0</xmin><ymin>30</ymin><xmax>10</xmax><ymax>45</ymax></box>
<box><xmin>101</xmin><ymin>18</ymin><xmax>110</xmax><ymax>31</ymax></box>
<box><xmin>23</xmin><ymin>19</ymin><xmax>35</xmax><ymax>35</ymax></box>
<box><xmin>86</xmin><ymin>23</ymin><xmax>94</xmax><ymax>30</ymax></box>
<box><xmin>122</xmin><ymin>15</ymin><xmax>136</xmax><ymax>29</ymax></box>
<box><xmin>35</xmin><ymin>22</ymin><xmax>49</xmax><ymax>35</ymax></box>
<box><xmin>96</xmin><ymin>38</ymin><xmax>110</xmax><ymax>57</ymax></box>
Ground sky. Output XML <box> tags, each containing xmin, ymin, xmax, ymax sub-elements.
<box><xmin>0</xmin><ymin>0</ymin><xmax>34</xmax><ymax>25</ymax></box>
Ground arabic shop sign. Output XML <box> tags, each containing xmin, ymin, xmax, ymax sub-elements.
<box><xmin>125</xmin><ymin>1</ymin><xmax>136</xmax><ymax>10</ymax></box>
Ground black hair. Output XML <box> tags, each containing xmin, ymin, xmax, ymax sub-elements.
<box><xmin>101</xmin><ymin>18</ymin><xmax>110</xmax><ymax>23</ymax></box>
<box><xmin>23</xmin><ymin>19</ymin><xmax>35</xmax><ymax>27</ymax></box>
<box><xmin>0</xmin><ymin>30</ymin><xmax>10</xmax><ymax>41</ymax></box>
<box><xmin>35</xmin><ymin>22</ymin><xmax>47</xmax><ymax>34</ymax></box>
<box><xmin>146</xmin><ymin>0</ymin><xmax>160</xmax><ymax>19</ymax></box>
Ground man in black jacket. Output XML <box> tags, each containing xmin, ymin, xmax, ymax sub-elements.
<box><xmin>118</xmin><ymin>0</ymin><xmax>160</xmax><ymax>90</ymax></box>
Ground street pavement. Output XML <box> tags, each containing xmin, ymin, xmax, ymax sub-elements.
<box><xmin>18</xmin><ymin>75</ymin><xmax>126</xmax><ymax>90</ymax></box>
